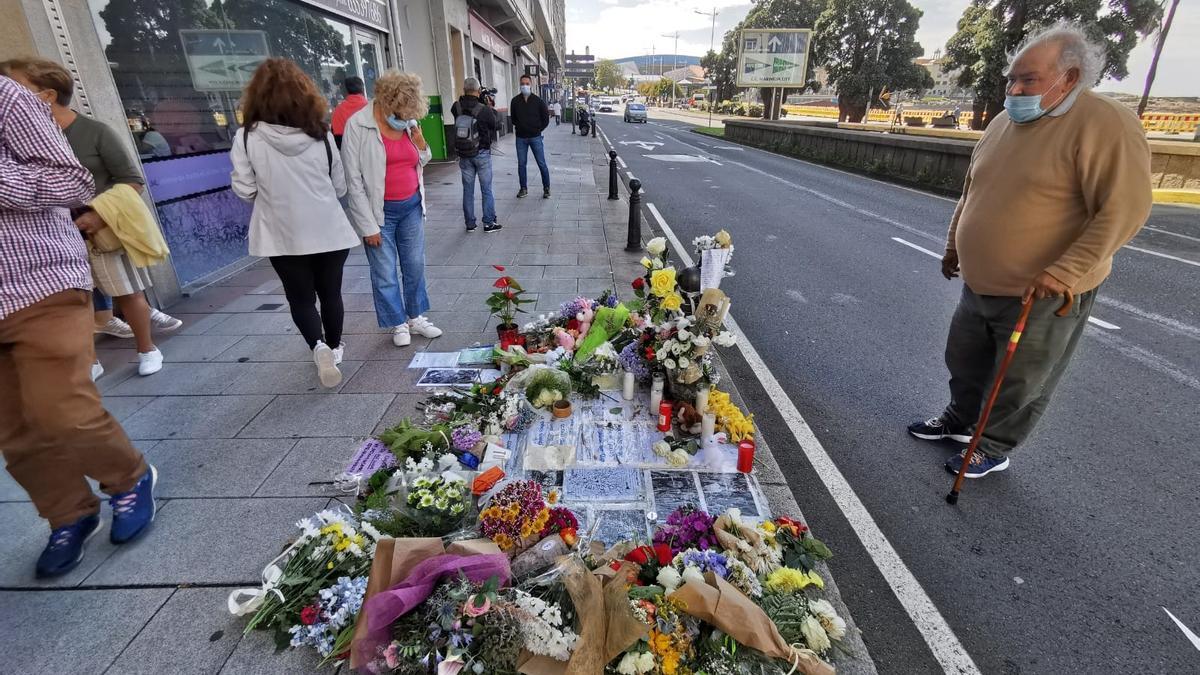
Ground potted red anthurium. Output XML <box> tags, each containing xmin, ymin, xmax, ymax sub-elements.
<box><xmin>487</xmin><ymin>265</ymin><xmax>534</xmax><ymax>348</ymax></box>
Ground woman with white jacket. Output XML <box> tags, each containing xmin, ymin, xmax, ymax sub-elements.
<box><xmin>341</xmin><ymin>70</ymin><xmax>443</xmax><ymax>347</ymax></box>
<box><xmin>230</xmin><ymin>58</ymin><xmax>359</xmax><ymax>387</ymax></box>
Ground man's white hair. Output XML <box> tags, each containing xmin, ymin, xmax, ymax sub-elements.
<box><xmin>1008</xmin><ymin>21</ymin><xmax>1106</xmax><ymax>88</ymax></box>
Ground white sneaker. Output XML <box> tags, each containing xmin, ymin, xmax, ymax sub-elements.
<box><xmin>313</xmin><ymin>341</ymin><xmax>342</xmax><ymax>388</ymax></box>
<box><xmin>137</xmin><ymin>348</ymin><xmax>163</xmax><ymax>376</ymax></box>
<box><xmin>408</xmin><ymin>316</ymin><xmax>443</xmax><ymax>339</ymax></box>
<box><xmin>332</xmin><ymin>343</ymin><xmax>345</xmax><ymax>365</ymax></box>
<box><xmin>149</xmin><ymin>309</ymin><xmax>183</xmax><ymax>332</ymax></box>
<box><xmin>91</xmin><ymin>361</ymin><xmax>105</xmax><ymax>381</ymax></box>
<box><xmin>95</xmin><ymin>317</ymin><xmax>134</xmax><ymax>339</ymax></box>
<box><xmin>391</xmin><ymin>324</ymin><xmax>411</xmax><ymax>347</ymax></box>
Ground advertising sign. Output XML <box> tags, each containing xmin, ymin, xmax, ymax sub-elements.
<box><xmin>735</xmin><ymin>29</ymin><xmax>813</xmax><ymax>87</ymax></box>
<box><xmin>179</xmin><ymin>30</ymin><xmax>269</xmax><ymax>92</ymax></box>
<box><xmin>469</xmin><ymin>11</ymin><xmax>510</xmax><ymax>61</ymax></box>
<box><xmin>300</xmin><ymin>0</ymin><xmax>389</xmax><ymax>32</ymax></box>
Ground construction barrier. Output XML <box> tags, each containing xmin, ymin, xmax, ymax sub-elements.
<box><xmin>783</xmin><ymin>104</ymin><xmax>1200</xmax><ymax>135</ymax></box>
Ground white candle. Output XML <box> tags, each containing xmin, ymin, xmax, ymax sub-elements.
<box><xmin>622</xmin><ymin>371</ymin><xmax>636</xmax><ymax>401</ymax></box>
<box><xmin>696</xmin><ymin>388</ymin><xmax>709</xmax><ymax>415</ymax></box>
<box><xmin>650</xmin><ymin>374</ymin><xmax>664</xmax><ymax>412</ymax></box>
<box><xmin>701</xmin><ymin>412</ymin><xmax>716</xmax><ymax>444</ymax></box>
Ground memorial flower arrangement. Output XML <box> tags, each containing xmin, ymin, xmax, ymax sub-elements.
<box><xmin>288</xmin><ymin>575</ymin><xmax>368</xmax><ymax>662</ymax></box>
<box><xmin>488</xmin><ymin>266</ymin><xmax>535</xmax><ymax>345</ymax></box>
<box><xmin>403</xmin><ymin>475</ymin><xmax>471</xmax><ymax>532</ymax></box>
<box><xmin>478</xmin><ymin>479</ymin><xmax>551</xmax><ymax>553</ymax></box>
<box><xmin>653</xmin><ymin>505</ymin><xmax>718</xmax><ymax>554</ymax></box>
<box><xmin>707</xmin><ymin>388</ymin><xmax>755</xmax><ymax>441</ymax></box>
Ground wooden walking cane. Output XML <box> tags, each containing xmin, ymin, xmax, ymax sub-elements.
<box><xmin>946</xmin><ymin>291</ymin><xmax>1075</xmax><ymax>505</ymax></box>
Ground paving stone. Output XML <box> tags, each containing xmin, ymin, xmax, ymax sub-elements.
<box><xmin>85</xmin><ymin>498</ymin><xmax>328</xmax><ymax>585</ymax></box>
<box><xmin>145</xmin><ymin>439</ymin><xmax>296</xmax><ymax>498</ymax></box>
<box><xmin>217</xmin><ymin>294</ymin><xmax>290</xmax><ymax>312</ymax></box>
<box><xmin>215</xmin><ymin>268</ymin><xmax>280</xmax><ymax>287</ymax></box>
<box><xmin>101</xmin><ymin>395</ymin><xmax>157</xmax><ymax>423</ymax></box>
<box><xmin>121</xmin><ymin>395</ymin><xmax>274</xmax><ymax>440</ymax></box>
<box><xmin>376</xmin><ymin>393</ymin><xmax>441</xmax><ymax>433</ymax></box>
<box><xmin>471</xmin><ymin>264</ymin><xmax>545</xmax><ymax>279</ymax></box>
<box><xmin>342</xmin><ymin>311</ymin><xmax>391</xmax><ymax>334</ymax></box>
<box><xmin>341</xmin><ymin>360</ymin><xmax>425</xmax><ymax>394</ymax></box>
<box><xmin>0</xmin><ymin>501</ymin><xmax>121</xmax><ymax>587</ymax></box>
<box><xmin>205</xmin><ymin>313</ymin><xmax>300</xmax><ymax>336</ymax></box>
<box><xmin>341</xmin><ymin>292</ymin><xmax>377</xmax><ymax>312</ymax></box>
<box><xmin>0</xmin><ymin>588</ymin><xmax>171</xmax><ymax>673</ymax></box>
<box><xmin>544</xmin><ymin>265</ymin><xmax>611</xmax><ymax>279</ymax></box>
<box><xmin>418</xmin><ymin>309</ymin><xmax>491</xmax><ymax>333</ymax></box>
<box><xmin>342</xmin><ymin>276</ymin><xmax>376</xmax><ymax>293</ymax></box>
<box><xmin>515</xmin><ymin>253</ymin><xmax>579</xmax><ymax>266</ymax></box>
<box><xmin>427</xmin><ymin>277</ymin><xmax>505</xmax><ymax>294</ymax></box>
<box><xmin>238</xmin><ymin>394</ymin><xmax>394</xmax><ymax>438</ymax></box>
<box><xmin>224</xmin><ymin>360</ymin><xmax>365</xmax><ymax>395</ymax></box>
<box><xmin>108</xmin><ymin>362</ymin><xmax>248</xmax><ymax>396</ymax></box>
<box><xmin>214</xmin><ymin>335</ymin><xmax>314</xmax><ymax>362</ymax></box>
<box><xmin>107</xmin><ymin>587</ymin><xmax>244</xmax><ymax>675</ymax></box>
<box><xmin>255</xmin><ymin>437</ymin><xmax>362</xmax><ymax>497</ymax></box>
<box><xmin>425</xmin><ymin>264</ymin><xmax>479</xmax><ymax>278</ymax></box>
<box><xmin>168</xmin><ymin>285</ymin><xmax>256</xmax><ymax>314</ymax></box>
<box><xmin>152</xmin><ymin>334</ymin><xmax>244</xmax><ymax>362</ymax></box>
<box><xmin>221</xmin><ymin>623</ymin><xmax>324</xmax><ymax>674</ymax></box>
<box><xmin>167</xmin><ymin>312</ymin><xmax>235</xmax><ymax>335</ymax></box>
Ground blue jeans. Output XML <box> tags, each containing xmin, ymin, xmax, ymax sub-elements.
<box><xmin>515</xmin><ymin>135</ymin><xmax>550</xmax><ymax>190</ymax></box>
<box><xmin>365</xmin><ymin>192</ymin><xmax>430</xmax><ymax>328</ymax></box>
<box><xmin>459</xmin><ymin>149</ymin><xmax>496</xmax><ymax>226</ymax></box>
<box><xmin>93</xmin><ymin>289</ymin><xmax>111</xmax><ymax>311</ymax></box>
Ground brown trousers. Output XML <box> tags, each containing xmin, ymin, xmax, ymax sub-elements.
<box><xmin>0</xmin><ymin>290</ymin><xmax>146</xmax><ymax>527</ymax></box>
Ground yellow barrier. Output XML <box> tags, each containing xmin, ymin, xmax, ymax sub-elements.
<box><xmin>782</xmin><ymin>104</ymin><xmax>1200</xmax><ymax>134</ymax></box>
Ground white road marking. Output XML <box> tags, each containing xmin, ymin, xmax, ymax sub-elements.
<box><xmin>1086</xmin><ymin>317</ymin><xmax>1121</xmax><ymax>330</ymax></box>
<box><xmin>1096</xmin><ymin>297</ymin><xmax>1200</xmax><ymax>341</ymax></box>
<box><xmin>619</xmin><ymin>140</ymin><xmax>663</xmax><ymax>151</ymax></box>
<box><xmin>626</xmin><ymin>172</ymin><xmax>637</xmax><ymax>181</ymax></box>
<box><xmin>892</xmin><ymin>236</ymin><xmax>942</xmax><ymax>259</ymax></box>
<box><xmin>712</xmin><ymin>145</ymin><xmax>745</xmax><ymax>150</ymax></box>
<box><xmin>646</xmin><ymin>154</ymin><xmax>722</xmax><ymax>165</ymax></box>
<box><xmin>1124</xmin><ymin>245</ymin><xmax>1200</xmax><ymax>268</ymax></box>
<box><xmin>1163</xmin><ymin>607</ymin><xmax>1200</xmax><ymax>652</ymax></box>
<box><xmin>616</xmin><ymin>155</ymin><xmax>627</xmax><ymax>169</ymax></box>
<box><xmin>1143</xmin><ymin>226</ymin><xmax>1200</xmax><ymax>244</ymax></box>
<box><xmin>1087</xmin><ymin>329</ymin><xmax>1200</xmax><ymax>392</ymax></box>
<box><xmin>647</xmin><ymin>201</ymin><xmax>982</xmax><ymax>675</ymax></box>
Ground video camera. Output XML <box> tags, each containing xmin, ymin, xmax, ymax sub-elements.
<box><xmin>481</xmin><ymin>87</ymin><xmax>498</xmax><ymax>107</ymax></box>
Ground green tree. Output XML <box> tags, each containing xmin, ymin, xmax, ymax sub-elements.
<box><xmin>701</xmin><ymin>45</ymin><xmax>737</xmax><ymax>102</ymax></box>
<box><xmin>593</xmin><ymin>59</ymin><xmax>624</xmax><ymax>91</ymax></box>
<box><xmin>813</xmin><ymin>0</ymin><xmax>933</xmax><ymax>122</ymax></box>
<box><xmin>944</xmin><ymin>0</ymin><xmax>1161</xmax><ymax>129</ymax></box>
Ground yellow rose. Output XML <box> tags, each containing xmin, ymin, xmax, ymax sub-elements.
<box><xmin>649</xmin><ymin>268</ymin><xmax>676</xmax><ymax>297</ymax></box>
<box><xmin>714</xmin><ymin>229</ymin><xmax>732</xmax><ymax>247</ymax></box>
<box><xmin>660</xmin><ymin>292</ymin><xmax>683</xmax><ymax>312</ymax></box>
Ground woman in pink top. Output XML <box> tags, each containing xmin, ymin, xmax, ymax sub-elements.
<box><xmin>342</xmin><ymin>72</ymin><xmax>442</xmax><ymax>347</ymax></box>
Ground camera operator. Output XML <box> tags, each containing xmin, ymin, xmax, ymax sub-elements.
<box><xmin>451</xmin><ymin>78</ymin><xmax>500</xmax><ymax>232</ymax></box>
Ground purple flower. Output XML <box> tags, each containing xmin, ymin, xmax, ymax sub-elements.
<box><xmin>559</xmin><ymin>296</ymin><xmax>591</xmax><ymax>320</ymax></box>
<box><xmin>451</xmin><ymin>427</ymin><xmax>482</xmax><ymax>452</ymax></box>
<box><xmin>652</xmin><ymin>506</ymin><xmax>716</xmax><ymax>555</ymax></box>
<box><xmin>618</xmin><ymin>342</ymin><xmax>650</xmax><ymax>380</ymax></box>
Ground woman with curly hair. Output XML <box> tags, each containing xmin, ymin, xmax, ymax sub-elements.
<box><xmin>342</xmin><ymin>70</ymin><xmax>443</xmax><ymax>347</ymax></box>
<box><xmin>230</xmin><ymin>58</ymin><xmax>359</xmax><ymax>387</ymax></box>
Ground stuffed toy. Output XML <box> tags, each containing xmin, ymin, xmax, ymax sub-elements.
<box><xmin>552</xmin><ymin>327</ymin><xmax>576</xmax><ymax>351</ymax></box>
<box><xmin>575</xmin><ymin>305</ymin><xmax>595</xmax><ymax>340</ymax></box>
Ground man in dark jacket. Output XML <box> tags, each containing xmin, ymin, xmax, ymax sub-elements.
<box><xmin>451</xmin><ymin>77</ymin><xmax>500</xmax><ymax>232</ymax></box>
<box><xmin>509</xmin><ymin>74</ymin><xmax>551</xmax><ymax>198</ymax></box>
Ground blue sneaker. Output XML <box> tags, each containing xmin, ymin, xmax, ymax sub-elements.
<box><xmin>36</xmin><ymin>513</ymin><xmax>102</xmax><ymax>578</ymax></box>
<box><xmin>944</xmin><ymin>450</ymin><xmax>1009</xmax><ymax>478</ymax></box>
<box><xmin>109</xmin><ymin>465</ymin><xmax>158</xmax><ymax>544</ymax></box>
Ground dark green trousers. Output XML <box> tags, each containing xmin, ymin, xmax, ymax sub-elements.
<box><xmin>941</xmin><ymin>285</ymin><xmax>1097</xmax><ymax>458</ymax></box>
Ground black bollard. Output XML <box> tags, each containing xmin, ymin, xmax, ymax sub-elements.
<box><xmin>624</xmin><ymin>178</ymin><xmax>643</xmax><ymax>252</ymax></box>
<box><xmin>607</xmin><ymin>151</ymin><xmax>619</xmax><ymax>200</ymax></box>
<box><xmin>591</xmin><ymin>115</ymin><xmax>597</xmax><ymax>138</ymax></box>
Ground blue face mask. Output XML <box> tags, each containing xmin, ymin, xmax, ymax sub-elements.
<box><xmin>1004</xmin><ymin>72</ymin><xmax>1067</xmax><ymax>124</ymax></box>
<box><xmin>519</xmin><ymin>84</ymin><xmax>532</xmax><ymax>96</ymax></box>
<box><xmin>385</xmin><ymin>115</ymin><xmax>409</xmax><ymax>131</ymax></box>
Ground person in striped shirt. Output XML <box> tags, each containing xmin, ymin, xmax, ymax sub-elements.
<box><xmin>0</xmin><ymin>75</ymin><xmax>158</xmax><ymax>578</ymax></box>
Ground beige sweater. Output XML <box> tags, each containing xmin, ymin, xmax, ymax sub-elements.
<box><xmin>946</xmin><ymin>90</ymin><xmax>1152</xmax><ymax>296</ymax></box>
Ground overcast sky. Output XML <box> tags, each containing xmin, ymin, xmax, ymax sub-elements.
<box><xmin>566</xmin><ymin>0</ymin><xmax>1198</xmax><ymax>96</ymax></box>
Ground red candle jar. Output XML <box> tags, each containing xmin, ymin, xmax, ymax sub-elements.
<box><xmin>737</xmin><ymin>439</ymin><xmax>755</xmax><ymax>473</ymax></box>
<box><xmin>657</xmin><ymin>401</ymin><xmax>673</xmax><ymax>432</ymax></box>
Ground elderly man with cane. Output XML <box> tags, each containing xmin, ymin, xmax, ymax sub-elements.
<box><xmin>908</xmin><ymin>22</ymin><xmax>1153</xmax><ymax>479</ymax></box>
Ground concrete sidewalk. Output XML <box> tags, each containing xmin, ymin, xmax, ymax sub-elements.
<box><xmin>0</xmin><ymin>120</ymin><xmax>875</xmax><ymax>674</ymax></box>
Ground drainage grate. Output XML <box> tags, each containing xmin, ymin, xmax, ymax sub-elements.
<box><xmin>255</xmin><ymin>303</ymin><xmax>283</xmax><ymax>311</ymax></box>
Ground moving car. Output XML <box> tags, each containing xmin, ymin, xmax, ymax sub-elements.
<box><xmin>623</xmin><ymin>102</ymin><xmax>647</xmax><ymax>123</ymax></box>
<box><xmin>597</xmin><ymin>96</ymin><xmax>618</xmax><ymax>112</ymax></box>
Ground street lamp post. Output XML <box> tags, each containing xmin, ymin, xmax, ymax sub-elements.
<box><xmin>695</xmin><ymin>7</ymin><xmax>719</xmax><ymax>128</ymax></box>
<box><xmin>662</xmin><ymin>31</ymin><xmax>679</xmax><ymax>105</ymax></box>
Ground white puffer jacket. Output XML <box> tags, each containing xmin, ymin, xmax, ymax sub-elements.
<box><xmin>340</xmin><ymin>101</ymin><xmax>432</xmax><ymax>239</ymax></box>
<box><xmin>230</xmin><ymin>123</ymin><xmax>359</xmax><ymax>257</ymax></box>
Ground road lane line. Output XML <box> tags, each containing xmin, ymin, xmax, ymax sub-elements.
<box><xmin>1086</xmin><ymin>329</ymin><xmax>1200</xmax><ymax>392</ymax></box>
<box><xmin>1143</xmin><ymin>226</ymin><xmax>1200</xmax><ymax>243</ymax></box>
<box><xmin>648</xmin><ymin>201</ymin><xmax>983</xmax><ymax>675</ymax></box>
<box><xmin>617</xmin><ymin>155</ymin><xmax>627</xmax><ymax>169</ymax></box>
<box><xmin>1124</xmin><ymin>245</ymin><xmax>1200</xmax><ymax>268</ymax></box>
<box><xmin>1096</xmin><ymin>297</ymin><xmax>1200</xmax><ymax>341</ymax></box>
<box><xmin>1086</xmin><ymin>317</ymin><xmax>1121</xmax><ymax>330</ymax></box>
<box><xmin>892</xmin><ymin>237</ymin><xmax>943</xmax><ymax>259</ymax></box>
<box><xmin>1163</xmin><ymin>607</ymin><xmax>1200</xmax><ymax>652</ymax></box>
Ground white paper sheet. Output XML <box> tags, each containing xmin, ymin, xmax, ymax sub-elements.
<box><xmin>700</xmin><ymin>248</ymin><xmax>732</xmax><ymax>291</ymax></box>
<box><xmin>408</xmin><ymin>352</ymin><xmax>460</xmax><ymax>369</ymax></box>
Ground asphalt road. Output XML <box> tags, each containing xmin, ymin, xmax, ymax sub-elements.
<box><xmin>594</xmin><ymin>109</ymin><xmax>1200</xmax><ymax>674</ymax></box>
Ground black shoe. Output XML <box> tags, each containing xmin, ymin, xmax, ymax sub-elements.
<box><xmin>466</xmin><ymin>223</ymin><xmax>477</xmax><ymax>232</ymax></box>
<box><xmin>517</xmin><ymin>188</ymin><xmax>528</xmax><ymax>198</ymax></box>
<box><xmin>543</xmin><ymin>188</ymin><xmax>551</xmax><ymax>199</ymax></box>
<box><xmin>907</xmin><ymin>417</ymin><xmax>972</xmax><ymax>443</ymax></box>
<box><xmin>944</xmin><ymin>450</ymin><xmax>1010</xmax><ymax>478</ymax></box>
<box><xmin>484</xmin><ymin>222</ymin><xmax>503</xmax><ymax>233</ymax></box>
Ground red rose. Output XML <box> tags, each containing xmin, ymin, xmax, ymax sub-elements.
<box><xmin>493</xmin><ymin>386</ymin><xmax>503</xmax><ymax>395</ymax></box>
<box><xmin>623</xmin><ymin>545</ymin><xmax>653</xmax><ymax>565</ymax></box>
<box><xmin>493</xmin><ymin>264</ymin><xmax>506</xmax><ymax>272</ymax></box>
<box><xmin>632</xmin><ymin>277</ymin><xmax>645</xmax><ymax>290</ymax></box>
<box><xmin>494</xmin><ymin>277</ymin><xmax>510</xmax><ymax>288</ymax></box>
<box><xmin>300</xmin><ymin>605</ymin><xmax>320</xmax><ymax>625</ymax></box>
<box><xmin>645</xmin><ymin>347</ymin><xmax>656</xmax><ymax>361</ymax></box>
<box><xmin>653</xmin><ymin>543</ymin><xmax>673</xmax><ymax>566</ymax></box>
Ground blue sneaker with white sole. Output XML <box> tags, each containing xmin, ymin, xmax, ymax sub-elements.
<box><xmin>109</xmin><ymin>465</ymin><xmax>158</xmax><ymax>544</ymax></box>
<box><xmin>36</xmin><ymin>513</ymin><xmax>102</xmax><ymax>578</ymax></box>
<box><xmin>944</xmin><ymin>450</ymin><xmax>1009</xmax><ymax>478</ymax></box>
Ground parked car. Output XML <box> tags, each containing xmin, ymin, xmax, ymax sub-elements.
<box><xmin>623</xmin><ymin>102</ymin><xmax>647</xmax><ymax>123</ymax></box>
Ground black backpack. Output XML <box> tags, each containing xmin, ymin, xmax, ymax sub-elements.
<box><xmin>453</xmin><ymin>100</ymin><xmax>482</xmax><ymax>158</ymax></box>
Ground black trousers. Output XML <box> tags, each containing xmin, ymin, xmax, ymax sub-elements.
<box><xmin>268</xmin><ymin>248</ymin><xmax>350</xmax><ymax>350</ymax></box>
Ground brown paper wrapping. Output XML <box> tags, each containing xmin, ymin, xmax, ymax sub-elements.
<box><xmin>348</xmin><ymin>537</ymin><xmax>502</xmax><ymax>671</ymax></box>
<box><xmin>516</xmin><ymin>559</ymin><xmax>648</xmax><ymax>675</ymax></box>
<box><xmin>670</xmin><ymin>572</ymin><xmax>835</xmax><ymax>675</ymax></box>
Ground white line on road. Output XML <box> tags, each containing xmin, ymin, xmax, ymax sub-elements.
<box><xmin>648</xmin><ymin>201</ymin><xmax>982</xmax><ymax>675</ymax></box>
<box><xmin>1096</xmin><ymin>297</ymin><xmax>1200</xmax><ymax>341</ymax></box>
<box><xmin>892</xmin><ymin>236</ymin><xmax>942</xmax><ymax>259</ymax></box>
<box><xmin>1163</xmin><ymin>607</ymin><xmax>1200</xmax><ymax>652</ymax></box>
<box><xmin>1124</xmin><ymin>245</ymin><xmax>1200</xmax><ymax>268</ymax></box>
<box><xmin>1086</xmin><ymin>317</ymin><xmax>1121</xmax><ymax>330</ymax></box>
<box><xmin>1143</xmin><ymin>226</ymin><xmax>1200</xmax><ymax>244</ymax></box>
<box><xmin>616</xmin><ymin>155</ymin><xmax>627</xmax><ymax>169</ymax></box>
<box><xmin>1087</xmin><ymin>329</ymin><xmax>1200</xmax><ymax>392</ymax></box>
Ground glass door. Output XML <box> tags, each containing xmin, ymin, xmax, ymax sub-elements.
<box><xmin>355</xmin><ymin>32</ymin><xmax>382</xmax><ymax>97</ymax></box>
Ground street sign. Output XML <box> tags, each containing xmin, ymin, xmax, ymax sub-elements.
<box><xmin>179</xmin><ymin>30</ymin><xmax>269</xmax><ymax>92</ymax></box>
<box><xmin>736</xmin><ymin>29</ymin><xmax>813</xmax><ymax>87</ymax></box>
